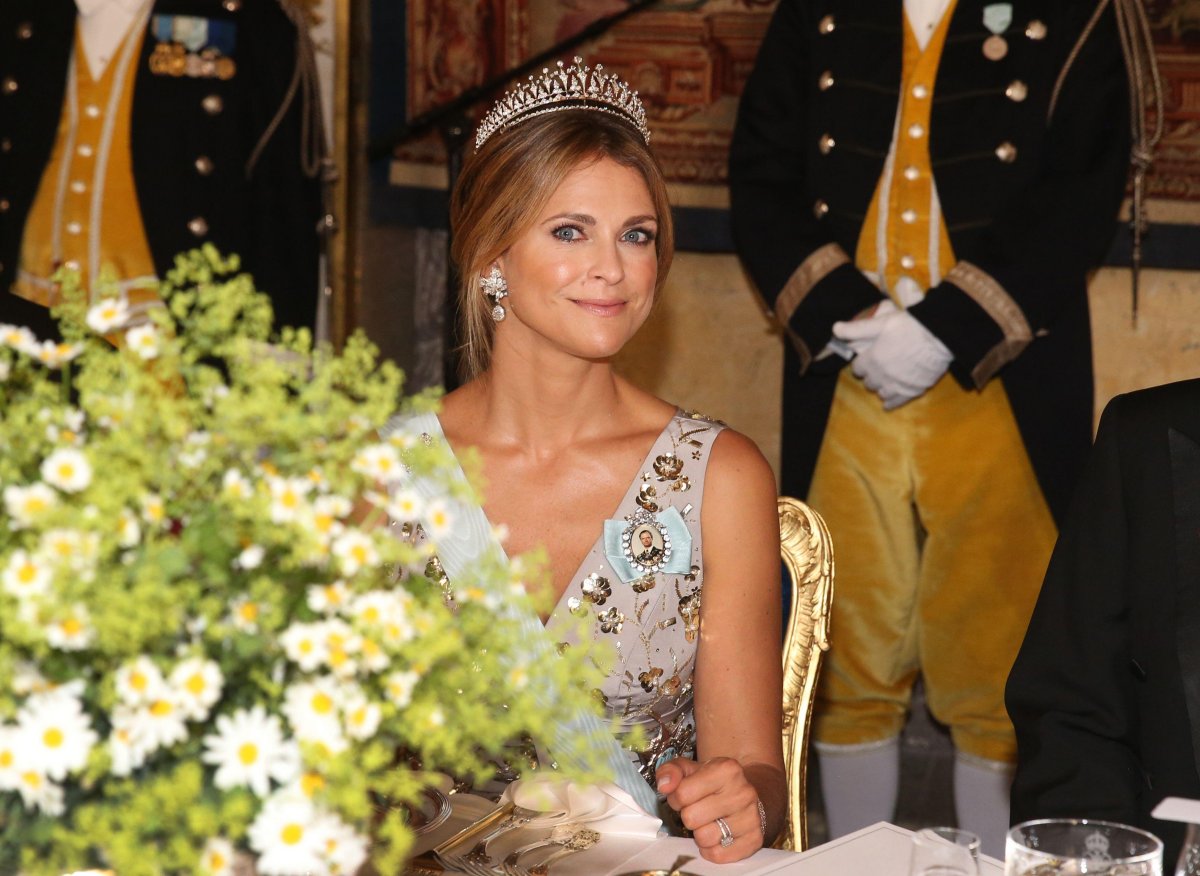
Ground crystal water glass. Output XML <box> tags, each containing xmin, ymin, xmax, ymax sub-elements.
<box><xmin>1006</xmin><ymin>819</ymin><xmax>1163</xmax><ymax>875</ymax></box>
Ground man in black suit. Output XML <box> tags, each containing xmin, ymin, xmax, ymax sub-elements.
<box><xmin>0</xmin><ymin>0</ymin><xmax>321</xmax><ymax>338</ymax></box>
<box><xmin>1008</xmin><ymin>379</ymin><xmax>1200</xmax><ymax>866</ymax></box>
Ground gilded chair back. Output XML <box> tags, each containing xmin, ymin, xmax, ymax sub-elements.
<box><xmin>775</xmin><ymin>496</ymin><xmax>834</xmax><ymax>852</ymax></box>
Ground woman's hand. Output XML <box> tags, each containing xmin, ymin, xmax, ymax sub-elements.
<box><xmin>656</xmin><ymin>756</ymin><xmax>765</xmax><ymax>863</ymax></box>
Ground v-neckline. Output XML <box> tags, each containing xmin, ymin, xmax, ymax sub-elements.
<box><xmin>433</xmin><ymin>410</ymin><xmax>679</xmax><ymax>625</ymax></box>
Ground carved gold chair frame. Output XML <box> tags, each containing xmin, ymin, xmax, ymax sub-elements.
<box><xmin>775</xmin><ymin>496</ymin><xmax>835</xmax><ymax>852</ymax></box>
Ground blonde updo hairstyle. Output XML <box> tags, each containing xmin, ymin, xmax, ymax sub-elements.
<box><xmin>450</xmin><ymin>110</ymin><xmax>675</xmax><ymax>380</ymax></box>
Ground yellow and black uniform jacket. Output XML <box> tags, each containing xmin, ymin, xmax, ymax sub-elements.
<box><xmin>729</xmin><ymin>0</ymin><xmax>1131</xmax><ymax>523</ymax></box>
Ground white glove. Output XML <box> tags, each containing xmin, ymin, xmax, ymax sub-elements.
<box><xmin>832</xmin><ymin>300</ymin><xmax>953</xmax><ymax>410</ymax></box>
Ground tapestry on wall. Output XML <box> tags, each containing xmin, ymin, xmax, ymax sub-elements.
<box><xmin>399</xmin><ymin>0</ymin><xmax>1200</xmax><ymax>202</ymax></box>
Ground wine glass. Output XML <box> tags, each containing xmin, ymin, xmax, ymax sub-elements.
<box><xmin>910</xmin><ymin>826</ymin><xmax>982</xmax><ymax>875</ymax></box>
<box><xmin>1005</xmin><ymin>819</ymin><xmax>1163</xmax><ymax>875</ymax></box>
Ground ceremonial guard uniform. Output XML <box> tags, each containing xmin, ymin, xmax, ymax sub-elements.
<box><xmin>0</xmin><ymin>0</ymin><xmax>321</xmax><ymax>337</ymax></box>
<box><xmin>730</xmin><ymin>0</ymin><xmax>1130</xmax><ymax>853</ymax></box>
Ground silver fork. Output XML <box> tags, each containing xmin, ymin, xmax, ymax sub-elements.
<box><xmin>502</xmin><ymin>826</ymin><xmax>601</xmax><ymax>876</ymax></box>
<box><xmin>441</xmin><ymin>806</ymin><xmax>567</xmax><ymax>872</ymax></box>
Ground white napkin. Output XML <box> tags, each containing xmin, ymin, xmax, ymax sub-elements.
<box><xmin>501</xmin><ymin>776</ymin><xmax>665</xmax><ymax>839</ymax></box>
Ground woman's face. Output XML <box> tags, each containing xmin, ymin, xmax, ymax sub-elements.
<box><xmin>494</xmin><ymin>156</ymin><xmax>659</xmax><ymax>364</ymax></box>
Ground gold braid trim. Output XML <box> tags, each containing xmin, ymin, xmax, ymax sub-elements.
<box><xmin>774</xmin><ymin>243</ymin><xmax>850</xmax><ymax>371</ymax></box>
<box><xmin>945</xmin><ymin>261</ymin><xmax>1033</xmax><ymax>387</ymax></box>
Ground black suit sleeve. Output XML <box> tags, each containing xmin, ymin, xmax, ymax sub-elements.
<box><xmin>1007</xmin><ymin>393</ymin><xmax>1144</xmax><ymax>826</ymax></box>
<box><xmin>728</xmin><ymin>0</ymin><xmax>886</xmax><ymax>370</ymax></box>
<box><xmin>909</xmin><ymin>3</ymin><xmax>1131</xmax><ymax>388</ymax></box>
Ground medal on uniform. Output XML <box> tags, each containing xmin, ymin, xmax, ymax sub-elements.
<box><xmin>982</xmin><ymin>3</ymin><xmax>1012</xmax><ymax>60</ymax></box>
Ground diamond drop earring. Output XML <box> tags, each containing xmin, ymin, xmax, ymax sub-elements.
<box><xmin>481</xmin><ymin>266</ymin><xmax>509</xmax><ymax>322</ymax></box>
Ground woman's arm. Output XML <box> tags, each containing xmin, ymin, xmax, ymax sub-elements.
<box><xmin>656</xmin><ymin>428</ymin><xmax>786</xmax><ymax>862</ymax></box>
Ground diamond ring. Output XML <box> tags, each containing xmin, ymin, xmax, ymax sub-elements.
<box><xmin>716</xmin><ymin>816</ymin><xmax>734</xmax><ymax>848</ymax></box>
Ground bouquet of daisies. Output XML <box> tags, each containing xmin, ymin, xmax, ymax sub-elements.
<box><xmin>0</xmin><ymin>248</ymin><xmax>606</xmax><ymax>876</ymax></box>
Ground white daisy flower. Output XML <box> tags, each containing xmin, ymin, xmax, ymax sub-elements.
<box><xmin>85</xmin><ymin>297</ymin><xmax>130</xmax><ymax>333</ymax></box>
<box><xmin>307</xmin><ymin>495</ymin><xmax>351</xmax><ymax>543</ymax></box>
<box><xmin>178</xmin><ymin>431</ymin><xmax>211</xmax><ymax>469</ymax></box>
<box><xmin>423</xmin><ymin>498</ymin><xmax>455</xmax><ymax>540</ymax></box>
<box><xmin>125</xmin><ymin>324</ymin><xmax>160</xmax><ymax>359</ymax></box>
<box><xmin>342</xmin><ymin>695</ymin><xmax>381</xmax><ymax>742</ymax></box>
<box><xmin>39</xmin><ymin>528</ymin><xmax>100</xmax><ymax>577</ymax></box>
<box><xmin>282</xmin><ymin>679</ymin><xmax>347</xmax><ymax>755</ymax></box>
<box><xmin>330</xmin><ymin>530</ymin><xmax>378</xmax><ymax>577</ymax></box>
<box><xmin>235</xmin><ymin>544</ymin><xmax>266</xmax><ymax>570</ymax></box>
<box><xmin>268</xmin><ymin>476</ymin><xmax>312</xmax><ymax>524</ymax></box>
<box><xmin>0</xmin><ymin>323</ymin><xmax>37</xmax><ymax>353</ymax></box>
<box><xmin>129</xmin><ymin>693</ymin><xmax>189</xmax><ymax>752</ymax></box>
<box><xmin>114</xmin><ymin>656</ymin><xmax>167</xmax><ymax>706</ymax></box>
<box><xmin>202</xmin><ymin>705</ymin><xmax>298</xmax><ymax>798</ymax></box>
<box><xmin>305</xmin><ymin>581</ymin><xmax>349</xmax><ymax>615</ymax></box>
<box><xmin>169</xmin><ymin>657</ymin><xmax>224</xmax><ymax>722</ymax></box>
<box><xmin>222</xmin><ymin>468</ymin><xmax>252</xmax><ymax>500</ymax></box>
<box><xmin>30</xmin><ymin>340</ymin><xmax>82</xmax><ymax>369</ymax></box>
<box><xmin>45</xmin><ymin>605</ymin><xmax>94</xmax><ymax>651</ymax></box>
<box><xmin>349</xmin><ymin>589</ymin><xmax>409</xmax><ymax>629</ymax></box>
<box><xmin>384</xmin><ymin>480</ymin><xmax>427</xmax><ymax>523</ymax></box>
<box><xmin>140</xmin><ymin>493</ymin><xmax>167</xmax><ymax>528</ymax></box>
<box><xmin>201</xmin><ymin>837</ymin><xmax>236</xmax><ymax>876</ymax></box>
<box><xmin>247</xmin><ymin>793</ymin><xmax>325</xmax><ymax>876</ymax></box>
<box><xmin>351</xmin><ymin>443</ymin><xmax>405</xmax><ymax>484</ymax></box>
<box><xmin>4</xmin><ymin>482</ymin><xmax>58</xmax><ymax>528</ymax></box>
<box><xmin>0</xmin><ymin>725</ymin><xmax>20</xmax><ymax>791</ymax></box>
<box><xmin>229</xmin><ymin>596</ymin><xmax>260</xmax><ymax>633</ymax></box>
<box><xmin>40</xmin><ymin>447</ymin><xmax>92</xmax><ymax>493</ymax></box>
<box><xmin>386</xmin><ymin>429</ymin><xmax>419</xmax><ymax>451</ymax></box>
<box><xmin>357</xmin><ymin>636</ymin><xmax>389</xmax><ymax>674</ymax></box>
<box><xmin>385</xmin><ymin>670</ymin><xmax>421</xmax><ymax>709</ymax></box>
<box><xmin>320</xmin><ymin>619</ymin><xmax>360</xmax><ymax>678</ymax></box>
<box><xmin>107</xmin><ymin>707</ymin><xmax>152</xmax><ymax>777</ymax></box>
<box><xmin>16</xmin><ymin>769</ymin><xmax>64</xmax><ymax>816</ymax></box>
<box><xmin>313</xmin><ymin>811</ymin><xmax>369</xmax><ymax>876</ymax></box>
<box><xmin>2</xmin><ymin>550</ymin><xmax>52</xmax><ymax>600</ymax></box>
<box><xmin>280</xmin><ymin>622</ymin><xmax>328</xmax><ymax>673</ymax></box>
<box><xmin>116</xmin><ymin>508</ymin><xmax>142</xmax><ymax>548</ymax></box>
<box><xmin>17</xmin><ymin>690</ymin><xmax>98</xmax><ymax>781</ymax></box>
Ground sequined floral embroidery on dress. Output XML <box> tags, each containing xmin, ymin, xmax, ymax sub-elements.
<box><xmin>549</xmin><ymin>411</ymin><xmax>724</xmax><ymax>788</ymax></box>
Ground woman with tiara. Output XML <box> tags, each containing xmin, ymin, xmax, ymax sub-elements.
<box><xmin>388</xmin><ymin>59</ymin><xmax>785</xmax><ymax>862</ymax></box>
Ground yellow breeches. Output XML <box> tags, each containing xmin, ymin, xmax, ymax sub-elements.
<box><xmin>808</xmin><ymin>367</ymin><xmax>1056</xmax><ymax>763</ymax></box>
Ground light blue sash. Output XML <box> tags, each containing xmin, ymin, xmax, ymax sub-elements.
<box><xmin>382</xmin><ymin>412</ymin><xmax>660</xmax><ymax>816</ymax></box>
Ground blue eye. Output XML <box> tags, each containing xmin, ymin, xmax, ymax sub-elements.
<box><xmin>623</xmin><ymin>228</ymin><xmax>655</xmax><ymax>245</ymax></box>
<box><xmin>553</xmin><ymin>224</ymin><xmax>583</xmax><ymax>242</ymax></box>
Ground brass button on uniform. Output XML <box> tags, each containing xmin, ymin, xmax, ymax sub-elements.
<box><xmin>903</xmin><ymin>165</ymin><xmax>920</xmax><ymax>181</ymax></box>
<box><xmin>188</xmin><ymin>217</ymin><xmax>209</xmax><ymax>237</ymax></box>
<box><xmin>77</xmin><ymin>144</ymin><xmax>94</xmax><ymax>158</ymax></box>
<box><xmin>84</xmin><ymin>104</ymin><xmax>101</xmax><ymax>119</ymax></box>
<box><xmin>901</xmin><ymin>209</ymin><xmax>918</xmax><ymax>224</ymax></box>
<box><xmin>202</xmin><ymin>94</ymin><xmax>224</xmax><ymax>115</ymax></box>
<box><xmin>1025</xmin><ymin>20</ymin><xmax>1047</xmax><ymax>40</ymax></box>
<box><xmin>818</xmin><ymin>70</ymin><xmax>835</xmax><ymax>91</ymax></box>
<box><xmin>223</xmin><ymin>0</ymin><xmax>242</xmax><ymax>10</ymax></box>
<box><xmin>16</xmin><ymin>22</ymin><xmax>33</xmax><ymax>40</ymax></box>
<box><xmin>194</xmin><ymin>155</ymin><xmax>214</xmax><ymax>175</ymax></box>
<box><xmin>66</xmin><ymin>221</ymin><xmax>82</xmax><ymax>235</ymax></box>
<box><xmin>70</xmin><ymin>180</ymin><xmax>86</xmax><ymax>194</ymax></box>
<box><xmin>911</xmin><ymin>84</ymin><xmax>929</xmax><ymax>99</ymax></box>
<box><xmin>908</xmin><ymin>123</ymin><xmax>925</xmax><ymax>139</ymax></box>
<box><xmin>900</xmin><ymin>255</ymin><xmax>916</xmax><ymax>270</ymax></box>
<box><xmin>1005</xmin><ymin>80</ymin><xmax>1028</xmax><ymax>102</ymax></box>
<box><xmin>818</xmin><ymin>133</ymin><xmax>836</xmax><ymax>154</ymax></box>
<box><xmin>2</xmin><ymin>77</ymin><xmax>18</xmax><ymax>96</ymax></box>
<box><xmin>0</xmin><ymin>198</ymin><xmax>9</xmax><ymax>212</ymax></box>
<box><xmin>813</xmin><ymin>199</ymin><xmax>830</xmax><ymax>218</ymax></box>
<box><xmin>818</xmin><ymin>14</ymin><xmax>835</xmax><ymax>34</ymax></box>
<box><xmin>995</xmin><ymin>141</ymin><xmax>1018</xmax><ymax>162</ymax></box>
<box><xmin>64</xmin><ymin>260</ymin><xmax>80</xmax><ymax>271</ymax></box>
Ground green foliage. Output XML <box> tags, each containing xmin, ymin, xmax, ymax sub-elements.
<box><xmin>0</xmin><ymin>247</ymin><xmax>607</xmax><ymax>874</ymax></box>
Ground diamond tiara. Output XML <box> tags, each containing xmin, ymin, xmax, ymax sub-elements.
<box><xmin>474</xmin><ymin>57</ymin><xmax>650</xmax><ymax>150</ymax></box>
